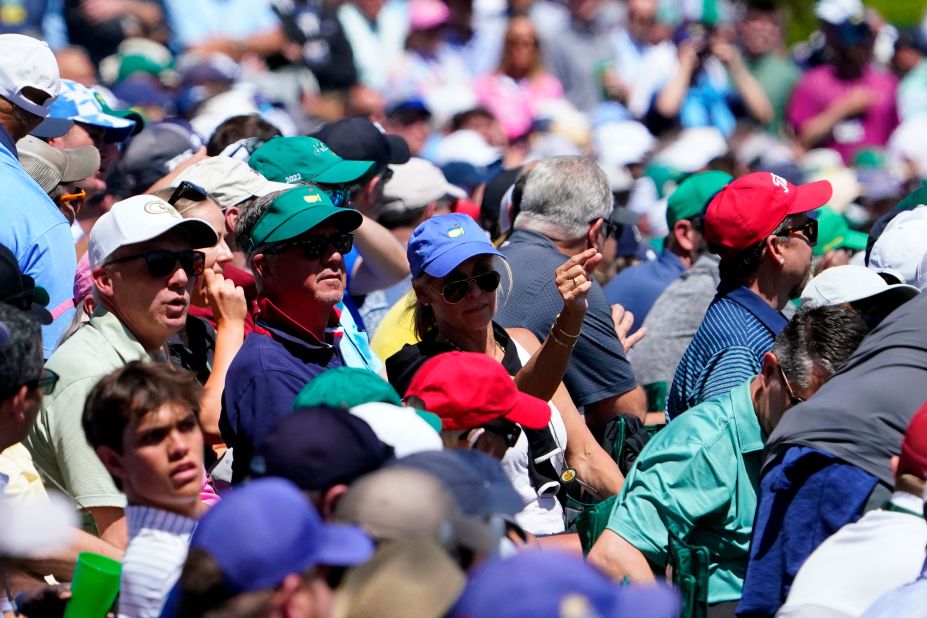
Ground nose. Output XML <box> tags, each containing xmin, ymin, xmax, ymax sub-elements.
<box><xmin>167</xmin><ymin>262</ymin><xmax>190</xmax><ymax>289</ymax></box>
<box><xmin>167</xmin><ymin>429</ymin><xmax>191</xmax><ymax>459</ymax></box>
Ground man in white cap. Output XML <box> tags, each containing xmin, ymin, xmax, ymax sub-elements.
<box><xmin>26</xmin><ymin>195</ymin><xmax>217</xmax><ymax>548</ymax></box>
<box><xmin>801</xmin><ymin>264</ymin><xmax>919</xmax><ymax>327</ymax></box>
<box><xmin>0</xmin><ymin>34</ymin><xmax>78</xmax><ymax>359</ymax></box>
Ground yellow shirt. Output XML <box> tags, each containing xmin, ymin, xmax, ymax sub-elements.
<box><xmin>370</xmin><ymin>292</ymin><xmax>420</xmax><ymax>362</ymax></box>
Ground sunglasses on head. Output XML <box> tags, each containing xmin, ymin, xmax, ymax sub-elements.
<box><xmin>168</xmin><ymin>181</ymin><xmax>209</xmax><ymax>207</ymax></box>
<box><xmin>780</xmin><ymin>219</ymin><xmax>818</xmax><ymax>248</ymax></box>
<box><xmin>276</xmin><ymin>233</ymin><xmax>355</xmax><ymax>260</ymax></box>
<box><xmin>440</xmin><ymin>270</ymin><xmax>501</xmax><ymax>304</ymax></box>
<box><xmin>106</xmin><ymin>249</ymin><xmax>206</xmax><ymax>278</ymax></box>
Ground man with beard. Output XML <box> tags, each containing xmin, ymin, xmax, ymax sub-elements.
<box><xmin>666</xmin><ymin>172</ymin><xmax>830</xmax><ymax>419</ymax></box>
<box><xmin>605</xmin><ymin>171</ymin><xmax>731</xmax><ymax>335</ymax></box>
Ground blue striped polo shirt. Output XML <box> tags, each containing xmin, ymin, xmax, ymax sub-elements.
<box><xmin>666</xmin><ymin>285</ymin><xmax>787</xmax><ymax>419</ymax></box>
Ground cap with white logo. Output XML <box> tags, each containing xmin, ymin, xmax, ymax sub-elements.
<box><xmin>88</xmin><ymin>195</ymin><xmax>219</xmax><ymax>268</ymax></box>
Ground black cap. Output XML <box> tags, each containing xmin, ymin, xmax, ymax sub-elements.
<box><xmin>0</xmin><ymin>245</ymin><xmax>52</xmax><ymax>325</ymax></box>
<box><xmin>251</xmin><ymin>405</ymin><xmax>395</xmax><ymax>491</ymax></box>
<box><xmin>314</xmin><ymin>117</ymin><xmax>411</xmax><ymax>176</ymax></box>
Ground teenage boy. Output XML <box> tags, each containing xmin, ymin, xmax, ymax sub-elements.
<box><xmin>82</xmin><ymin>361</ymin><xmax>206</xmax><ymax>618</ymax></box>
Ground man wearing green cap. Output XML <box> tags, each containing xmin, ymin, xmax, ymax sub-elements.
<box><xmin>813</xmin><ymin>205</ymin><xmax>868</xmax><ymax>272</ymax></box>
<box><xmin>605</xmin><ymin>171</ymin><xmax>732</xmax><ymax>334</ymax></box>
<box><xmin>221</xmin><ymin>185</ymin><xmax>364</xmax><ymax>483</ymax></box>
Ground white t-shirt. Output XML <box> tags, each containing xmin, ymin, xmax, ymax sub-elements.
<box><xmin>778</xmin><ymin>491</ymin><xmax>927</xmax><ymax>618</ymax></box>
<box><xmin>500</xmin><ymin>341</ymin><xmax>569</xmax><ymax>535</ymax></box>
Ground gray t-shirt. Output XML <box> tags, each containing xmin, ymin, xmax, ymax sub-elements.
<box><xmin>630</xmin><ymin>253</ymin><xmax>720</xmax><ymax>392</ymax></box>
<box><xmin>495</xmin><ymin>229</ymin><xmax>637</xmax><ymax>408</ymax></box>
<box><xmin>766</xmin><ymin>289</ymin><xmax>927</xmax><ymax>485</ymax></box>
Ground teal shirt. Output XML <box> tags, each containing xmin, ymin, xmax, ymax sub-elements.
<box><xmin>606</xmin><ymin>379</ymin><xmax>763</xmax><ymax>603</ymax></box>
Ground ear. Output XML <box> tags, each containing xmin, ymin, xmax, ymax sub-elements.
<box><xmin>224</xmin><ymin>206</ymin><xmax>239</xmax><ymax>235</ymax></box>
<box><xmin>765</xmin><ymin>234</ymin><xmax>785</xmax><ymax>267</ymax></box>
<box><xmin>587</xmin><ymin>218</ymin><xmax>605</xmax><ymax>249</ymax></box>
<box><xmin>82</xmin><ymin>293</ymin><xmax>96</xmax><ymax>316</ymax></box>
<box><xmin>890</xmin><ymin>455</ymin><xmax>900</xmax><ymax>477</ymax></box>
<box><xmin>95</xmin><ymin>445</ymin><xmax>127</xmax><ymax>483</ymax></box>
<box><xmin>320</xmin><ymin>484</ymin><xmax>349</xmax><ymax>520</ymax></box>
<box><xmin>411</xmin><ymin>280</ymin><xmax>432</xmax><ymax>306</ymax></box>
<box><xmin>758</xmin><ymin>351</ymin><xmax>778</xmax><ymax>388</ymax></box>
<box><xmin>251</xmin><ymin>253</ymin><xmax>271</xmax><ymax>281</ymax></box>
<box><xmin>673</xmin><ymin>220</ymin><xmax>695</xmax><ymax>252</ymax></box>
<box><xmin>273</xmin><ymin>573</ymin><xmax>304</xmax><ymax>616</ymax></box>
<box><xmin>0</xmin><ymin>386</ymin><xmax>31</xmax><ymax>423</ymax></box>
<box><xmin>92</xmin><ymin>267</ymin><xmax>116</xmax><ymax>300</ymax></box>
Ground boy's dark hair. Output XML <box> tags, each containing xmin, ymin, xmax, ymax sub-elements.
<box><xmin>82</xmin><ymin>361</ymin><xmax>203</xmax><ymax>454</ymax></box>
<box><xmin>0</xmin><ymin>304</ymin><xmax>42</xmax><ymax>401</ymax></box>
<box><xmin>206</xmin><ymin>114</ymin><xmax>282</xmax><ymax>156</ymax></box>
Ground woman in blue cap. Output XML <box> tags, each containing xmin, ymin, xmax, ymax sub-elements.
<box><xmin>386</xmin><ymin>213</ymin><xmax>623</xmax><ymax>537</ymax></box>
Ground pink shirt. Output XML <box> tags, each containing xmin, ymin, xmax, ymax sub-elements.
<box><xmin>787</xmin><ymin>64</ymin><xmax>898</xmax><ymax>163</ymax></box>
<box><xmin>475</xmin><ymin>72</ymin><xmax>564</xmax><ymax>139</ymax></box>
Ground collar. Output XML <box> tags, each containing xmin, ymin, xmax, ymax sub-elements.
<box><xmin>256</xmin><ymin>296</ymin><xmax>339</xmax><ymax>349</ymax></box>
<box><xmin>508</xmin><ymin>228</ymin><xmax>562</xmax><ymax>252</ymax></box>
<box><xmin>732</xmin><ymin>379</ymin><xmax>765</xmax><ymax>454</ymax></box>
<box><xmin>719</xmin><ymin>285</ymin><xmax>788</xmax><ymax>335</ymax></box>
<box><xmin>126</xmin><ymin>505</ymin><xmax>198</xmax><ymax>537</ymax></box>
<box><xmin>658</xmin><ymin>248</ymin><xmax>687</xmax><ymax>273</ymax></box>
<box><xmin>88</xmin><ymin>309</ymin><xmax>162</xmax><ymax>363</ymax></box>
<box><xmin>883</xmin><ymin>491</ymin><xmax>924</xmax><ymax>518</ymax></box>
<box><xmin>0</xmin><ymin>125</ymin><xmax>16</xmax><ymax>158</ymax></box>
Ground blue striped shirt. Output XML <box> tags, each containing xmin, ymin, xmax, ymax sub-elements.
<box><xmin>667</xmin><ymin>285</ymin><xmax>787</xmax><ymax>419</ymax></box>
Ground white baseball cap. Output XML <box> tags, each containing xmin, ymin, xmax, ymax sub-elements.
<box><xmin>381</xmin><ymin>158</ymin><xmax>465</xmax><ymax>216</ymax></box>
<box><xmin>349</xmin><ymin>402</ymin><xmax>443</xmax><ymax>458</ymax></box>
<box><xmin>174</xmin><ymin>157</ymin><xmax>295</xmax><ymax>208</ymax></box>
<box><xmin>16</xmin><ymin>135</ymin><xmax>100</xmax><ymax>194</ymax></box>
<box><xmin>814</xmin><ymin>0</ymin><xmax>865</xmax><ymax>25</ymax></box>
<box><xmin>88</xmin><ymin>195</ymin><xmax>219</xmax><ymax>268</ymax></box>
<box><xmin>869</xmin><ymin>207</ymin><xmax>927</xmax><ymax>287</ymax></box>
<box><xmin>800</xmin><ymin>264</ymin><xmax>919</xmax><ymax>309</ymax></box>
<box><xmin>0</xmin><ymin>34</ymin><xmax>60</xmax><ymax>118</ymax></box>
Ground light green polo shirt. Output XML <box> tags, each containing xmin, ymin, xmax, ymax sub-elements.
<box><xmin>27</xmin><ymin>310</ymin><xmax>158</xmax><ymax>514</ymax></box>
<box><xmin>606</xmin><ymin>379</ymin><xmax>763</xmax><ymax>604</ymax></box>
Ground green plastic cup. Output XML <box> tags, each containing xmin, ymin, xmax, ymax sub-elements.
<box><xmin>64</xmin><ymin>552</ymin><xmax>122</xmax><ymax>618</ymax></box>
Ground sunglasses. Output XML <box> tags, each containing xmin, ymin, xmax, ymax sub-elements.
<box><xmin>168</xmin><ymin>181</ymin><xmax>209</xmax><ymax>207</ymax></box>
<box><xmin>275</xmin><ymin>233</ymin><xmax>355</xmax><ymax>260</ymax></box>
<box><xmin>777</xmin><ymin>365</ymin><xmax>806</xmax><ymax>407</ymax></box>
<box><xmin>56</xmin><ymin>187</ymin><xmax>87</xmax><ymax>214</ymax></box>
<box><xmin>440</xmin><ymin>270</ymin><xmax>501</xmax><ymax>304</ymax></box>
<box><xmin>327</xmin><ymin>188</ymin><xmax>350</xmax><ymax>208</ymax></box>
<box><xmin>106</xmin><ymin>249</ymin><xmax>206</xmax><ymax>278</ymax></box>
<box><xmin>461</xmin><ymin>423</ymin><xmax>522</xmax><ymax>449</ymax></box>
<box><xmin>780</xmin><ymin>219</ymin><xmax>818</xmax><ymax>248</ymax></box>
<box><xmin>11</xmin><ymin>369</ymin><xmax>59</xmax><ymax>398</ymax></box>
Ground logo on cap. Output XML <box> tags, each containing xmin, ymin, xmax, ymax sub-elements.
<box><xmin>770</xmin><ymin>173</ymin><xmax>789</xmax><ymax>193</ymax></box>
<box><xmin>144</xmin><ymin>200</ymin><xmax>181</xmax><ymax>218</ymax></box>
<box><xmin>448</xmin><ymin>224</ymin><xmax>464</xmax><ymax>238</ymax></box>
<box><xmin>304</xmin><ymin>193</ymin><xmax>323</xmax><ymax>204</ymax></box>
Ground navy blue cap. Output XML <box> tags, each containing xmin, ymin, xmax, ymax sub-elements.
<box><xmin>314</xmin><ymin>117</ymin><xmax>410</xmax><ymax>174</ymax></box>
<box><xmin>389</xmin><ymin>449</ymin><xmax>522</xmax><ymax>517</ymax></box>
<box><xmin>251</xmin><ymin>405</ymin><xmax>395</xmax><ymax>491</ymax></box>
<box><xmin>450</xmin><ymin>550</ymin><xmax>680</xmax><ymax>618</ymax></box>
<box><xmin>441</xmin><ymin>161</ymin><xmax>498</xmax><ymax>191</ymax></box>
<box><xmin>189</xmin><ymin>478</ymin><xmax>374</xmax><ymax>595</ymax></box>
<box><xmin>407</xmin><ymin>213</ymin><xmax>504</xmax><ymax>278</ymax></box>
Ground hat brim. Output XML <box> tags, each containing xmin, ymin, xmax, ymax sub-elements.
<box><xmin>60</xmin><ymin>146</ymin><xmax>101</xmax><ymax>183</ymax></box>
<box><xmin>30</xmin><ymin>117</ymin><xmax>73</xmax><ymax>139</ymax></box>
<box><xmin>312</xmin><ymin>159</ymin><xmax>376</xmax><ymax>185</ymax></box>
<box><xmin>861</xmin><ymin>283</ymin><xmax>920</xmax><ymax>308</ymax></box>
<box><xmin>386</xmin><ymin>135</ymin><xmax>411</xmax><ymax>165</ymax></box>
<box><xmin>838</xmin><ymin>228</ymin><xmax>868</xmax><ymax>252</ymax></box>
<box><xmin>423</xmin><ymin>243</ymin><xmax>505</xmax><ymax>278</ymax></box>
<box><xmin>27</xmin><ymin>302</ymin><xmax>53</xmax><ymax>325</ymax></box>
<box><xmin>505</xmin><ymin>392</ymin><xmax>552</xmax><ymax>430</ymax></box>
<box><xmin>258</xmin><ymin>207</ymin><xmax>364</xmax><ymax>246</ymax></box>
<box><xmin>98</xmin><ymin>217</ymin><xmax>219</xmax><ymax>266</ymax></box>
<box><xmin>314</xmin><ymin>523</ymin><xmax>375</xmax><ymax>567</ymax></box>
<box><xmin>789</xmin><ymin>180</ymin><xmax>834</xmax><ymax>215</ymax></box>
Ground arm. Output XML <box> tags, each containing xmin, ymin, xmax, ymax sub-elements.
<box><xmin>80</xmin><ymin>0</ymin><xmax>164</xmax><ymax>29</ymax></box>
<box><xmin>712</xmin><ymin>41</ymin><xmax>773</xmax><ymax>125</ymax></box>
<box><xmin>791</xmin><ymin>87</ymin><xmax>878</xmax><ymax>149</ymax></box>
<box><xmin>512</xmin><ymin>249</ymin><xmax>599</xmax><ymax>402</ymax></box>
<box><xmin>199</xmin><ymin>270</ymin><xmax>247</xmax><ymax>444</ymax></box>
<box><xmin>584</xmin><ymin>387</ymin><xmax>647</xmax><ymax>436</ymax></box>
<box><xmin>654</xmin><ymin>41</ymin><xmax>699</xmax><ymax>119</ymax></box>
<box><xmin>13</xmin><ymin>528</ymin><xmax>124</xmax><ymax>581</ymax></box>
<box><xmin>588</xmin><ymin>529</ymin><xmax>658</xmax><ymax>583</ymax></box>
<box><xmin>349</xmin><ymin>216</ymin><xmax>411</xmax><ymax>295</ymax></box>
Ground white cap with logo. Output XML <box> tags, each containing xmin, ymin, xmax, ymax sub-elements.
<box><xmin>381</xmin><ymin>157</ymin><xmax>465</xmax><ymax>216</ymax></box>
<box><xmin>88</xmin><ymin>195</ymin><xmax>219</xmax><ymax>268</ymax></box>
<box><xmin>174</xmin><ymin>156</ymin><xmax>295</xmax><ymax>208</ymax></box>
<box><xmin>800</xmin><ymin>264</ymin><xmax>919</xmax><ymax>309</ymax></box>
<box><xmin>0</xmin><ymin>34</ymin><xmax>61</xmax><ymax>118</ymax></box>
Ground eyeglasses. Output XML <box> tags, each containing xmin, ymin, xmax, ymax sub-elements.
<box><xmin>780</xmin><ymin>219</ymin><xmax>818</xmax><ymax>248</ymax></box>
<box><xmin>461</xmin><ymin>423</ymin><xmax>522</xmax><ymax>449</ymax></box>
<box><xmin>56</xmin><ymin>188</ymin><xmax>87</xmax><ymax>215</ymax></box>
<box><xmin>777</xmin><ymin>364</ymin><xmax>806</xmax><ymax>406</ymax></box>
<box><xmin>168</xmin><ymin>181</ymin><xmax>209</xmax><ymax>207</ymax></box>
<box><xmin>275</xmin><ymin>233</ymin><xmax>355</xmax><ymax>260</ymax></box>
<box><xmin>24</xmin><ymin>369</ymin><xmax>59</xmax><ymax>396</ymax></box>
<box><xmin>327</xmin><ymin>188</ymin><xmax>350</xmax><ymax>208</ymax></box>
<box><xmin>106</xmin><ymin>250</ymin><xmax>206</xmax><ymax>278</ymax></box>
<box><xmin>440</xmin><ymin>270</ymin><xmax>501</xmax><ymax>304</ymax></box>
<box><xmin>379</xmin><ymin>167</ymin><xmax>394</xmax><ymax>184</ymax></box>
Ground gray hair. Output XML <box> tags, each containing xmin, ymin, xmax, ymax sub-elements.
<box><xmin>773</xmin><ymin>304</ymin><xmax>869</xmax><ymax>390</ymax></box>
<box><xmin>513</xmin><ymin>156</ymin><xmax>613</xmax><ymax>241</ymax></box>
<box><xmin>235</xmin><ymin>190</ymin><xmax>290</xmax><ymax>261</ymax></box>
<box><xmin>0</xmin><ymin>304</ymin><xmax>42</xmax><ymax>401</ymax></box>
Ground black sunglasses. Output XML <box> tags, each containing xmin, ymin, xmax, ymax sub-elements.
<box><xmin>276</xmin><ymin>233</ymin><xmax>355</xmax><ymax>260</ymax></box>
<box><xmin>106</xmin><ymin>250</ymin><xmax>206</xmax><ymax>278</ymax></box>
<box><xmin>440</xmin><ymin>270</ymin><xmax>501</xmax><ymax>304</ymax></box>
<box><xmin>168</xmin><ymin>181</ymin><xmax>209</xmax><ymax>207</ymax></box>
<box><xmin>780</xmin><ymin>219</ymin><xmax>818</xmax><ymax>248</ymax></box>
<box><xmin>461</xmin><ymin>423</ymin><xmax>522</xmax><ymax>449</ymax></box>
<box><xmin>25</xmin><ymin>369</ymin><xmax>59</xmax><ymax>396</ymax></box>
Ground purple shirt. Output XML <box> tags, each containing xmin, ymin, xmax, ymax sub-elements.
<box><xmin>787</xmin><ymin>64</ymin><xmax>898</xmax><ymax>163</ymax></box>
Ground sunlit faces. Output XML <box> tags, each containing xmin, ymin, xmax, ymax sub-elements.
<box><xmin>417</xmin><ymin>256</ymin><xmax>500</xmax><ymax>335</ymax></box>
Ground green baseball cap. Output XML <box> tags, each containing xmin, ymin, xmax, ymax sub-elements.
<box><xmin>249</xmin><ymin>136</ymin><xmax>375</xmax><ymax>185</ymax></box>
<box><xmin>813</xmin><ymin>205</ymin><xmax>868</xmax><ymax>256</ymax></box>
<box><xmin>666</xmin><ymin>170</ymin><xmax>732</xmax><ymax>228</ymax></box>
<box><xmin>92</xmin><ymin>91</ymin><xmax>144</xmax><ymax>136</ymax></box>
<box><xmin>894</xmin><ymin>180</ymin><xmax>927</xmax><ymax>212</ymax></box>
<box><xmin>248</xmin><ymin>186</ymin><xmax>363</xmax><ymax>248</ymax></box>
<box><xmin>293</xmin><ymin>367</ymin><xmax>443</xmax><ymax>432</ymax></box>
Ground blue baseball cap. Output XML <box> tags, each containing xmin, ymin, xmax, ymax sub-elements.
<box><xmin>407</xmin><ymin>213</ymin><xmax>504</xmax><ymax>278</ymax></box>
<box><xmin>32</xmin><ymin>80</ymin><xmax>138</xmax><ymax>142</ymax></box>
<box><xmin>450</xmin><ymin>550</ymin><xmax>680</xmax><ymax>618</ymax></box>
<box><xmin>189</xmin><ymin>478</ymin><xmax>374</xmax><ymax>595</ymax></box>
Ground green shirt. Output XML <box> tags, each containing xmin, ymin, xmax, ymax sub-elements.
<box><xmin>27</xmin><ymin>310</ymin><xmax>158</xmax><ymax>513</ymax></box>
<box><xmin>743</xmin><ymin>52</ymin><xmax>800</xmax><ymax>136</ymax></box>
<box><xmin>606</xmin><ymin>379</ymin><xmax>763</xmax><ymax>603</ymax></box>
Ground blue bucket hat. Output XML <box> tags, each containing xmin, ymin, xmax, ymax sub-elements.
<box><xmin>407</xmin><ymin>213</ymin><xmax>504</xmax><ymax>278</ymax></box>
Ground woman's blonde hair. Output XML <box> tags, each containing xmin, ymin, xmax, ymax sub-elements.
<box><xmin>498</xmin><ymin>16</ymin><xmax>543</xmax><ymax>79</ymax></box>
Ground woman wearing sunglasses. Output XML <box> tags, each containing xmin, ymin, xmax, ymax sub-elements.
<box><xmin>386</xmin><ymin>213</ymin><xmax>623</xmax><ymax>536</ymax></box>
<box><xmin>152</xmin><ymin>182</ymin><xmax>248</xmax><ymax>451</ymax></box>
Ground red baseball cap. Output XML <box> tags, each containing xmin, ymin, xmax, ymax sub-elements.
<box><xmin>405</xmin><ymin>351</ymin><xmax>551</xmax><ymax>431</ymax></box>
<box><xmin>899</xmin><ymin>401</ymin><xmax>927</xmax><ymax>479</ymax></box>
<box><xmin>704</xmin><ymin>172</ymin><xmax>832</xmax><ymax>257</ymax></box>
